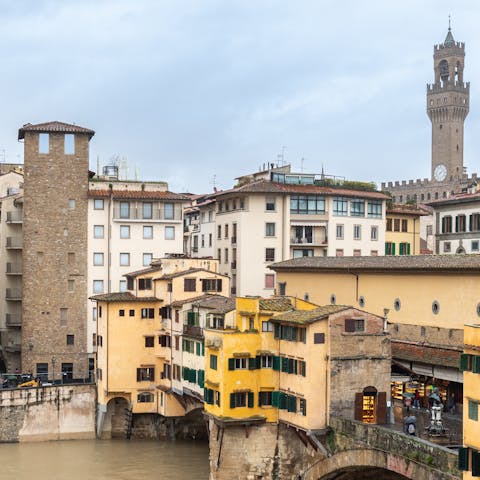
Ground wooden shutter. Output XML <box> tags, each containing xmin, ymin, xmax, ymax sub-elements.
<box><xmin>230</xmin><ymin>393</ymin><xmax>235</xmax><ymax>409</ymax></box>
<box><xmin>472</xmin><ymin>450</ymin><xmax>480</xmax><ymax>476</ymax></box>
<box><xmin>458</xmin><ymin>447</ymin><xmax>469</xmax><ymax>471</ymax></box>
<box><xmin>248</xmin><ymin>392</ymin><xmax>254</xmax><ymax>408</ymax></box>
<box><xmin>228</xmin><ymin>358</ymin><xmax>235</xmax><ymax>370</ymax></box>
<box><xmin>392</xmin><ymin>243</ymin><xmax>396</xmax><ymax>255</ymax></box>
<box><xmin>345</xmin><ymin>319</ymin><xmax>355</xmax><ymax>332</ymax></box>
<box><xmin>273</xmin><ymin>356</ymin><xmax>280</xmax><ymax>371</ymax></box>
<box><xmin>248</xmin><ymin>357</ymin><xmax>257</xmax><ymax>370</ymax></box>
<box><xmin>272</xmin><ymin>391</ymin><xmax>279</xmax><ymax>407</ymax></box>
<box><xmin>460</xmin><ymin>353</ymin><xmax>471</xmax><ymax>371</ymax></box>
<box><xmin>136</xmin><ymin>369</ymin><xmax>141</xmax><ymax>381</ymax></box>
<box><xmin>255</xmin><ymin>356</ymin><xmax>261</xmax><ymax>369</ymax></box>
<box><xmin>281</xmin><ymin>357</ymin><xmax>289</xmax><ymax>372</ymax></box>
<box><xmin>473</xmin><ymin>356</ymin><xmax>480</xmax><ymax>374</ymax></box>
<box><xmin>287</xmin><ymin>395</ymin><xmax>296</xmax><ymax>413</ymax></box>
<box><xmin>407</xmin><ymin>243</ymin><xmax>411</xmax><ymax>255</ymax></box>
<box><xmin>354</xmin><ymin>392</ymin><xmax>363</xmax><ymax>421</ymax></box>
<box><xmin>274</xmin><ymin>324</ymin><xmax>280</xmax><ymax>339</ymax></box>
<box><xmin>376</xmin><ymin>392</ymin><xmax>387</xmax><ymax>425</ymax></box>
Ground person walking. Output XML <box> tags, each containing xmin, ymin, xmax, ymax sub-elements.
<box><xmin>413</xmin><ymin>389</ymin><xmax>421</xmax><ymax>409</ymax></box>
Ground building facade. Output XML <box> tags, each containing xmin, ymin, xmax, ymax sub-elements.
<box><xmin>21</xmin><ymin>121</ymin><xmax>94</xmax><ymax>381</ymax></box>
<box><xmin>382</xmin><ymin>27</ymin><xmax>477</xmax><ymax>203</ymax></box>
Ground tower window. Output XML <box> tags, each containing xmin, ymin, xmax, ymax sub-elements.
<box><xmin>64</xmin><ymin>134</ymin><xmax>75</xmax><ymax>154</ymax></box>
<box><xmin>39</xmin><ymin>133</ymin><xmax>49</xmax><ymax>154</ymax></box>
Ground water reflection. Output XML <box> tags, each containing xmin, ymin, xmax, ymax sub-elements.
<box><xmin>2</xmin><ymin>439</ymin><xmax>209</xmax><ymax>480</ymax></box>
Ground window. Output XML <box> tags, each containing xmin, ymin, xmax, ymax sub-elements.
<box><xmin>145</xmin><ymin>336</ymin><xmax>154</xmax><ymax>348</ymax></box>
<box><xmin>262</xmin><ymin>321</ymin><xmax>273</xmax><ymax>332</ymax></box>
<box><xmin>353</xmin><ymin>225</ymin><xmax>361</xmax><ymax>240</ymax></box>
<box><xmin>141</xmin><ymin>308</ymin><xmax>155</xmax><ymax>319</ymax></box>
<box><xmin>443</xmin><ymin>242</ymin><xmax>451</xmax><ymax>253</ymax></box>
<box><xmin>401</xmin><ymin>219</ymin><xmax>408</xmax><ymax>232</ymax></box>
<box><xmin>120</xmin><ymin>225</ymin><xmax>130</xmax><ymax>239</ymax></box>
<box><xmin>336</xmin><ymin>249</ymin><xmax>344</xmax><ymax>257</ymax></box>
<box><xmin>333</xmin><ymin>197</ymin><xmax>348</xmax><ymax>216</ymax></box>
<box><xmin>94</xmin><ymin>225</ymin><xmax>104</xmax><ymax>238</ymax></box>
<box><xmin>93</xmin><ymin>252</ymin><xmax>104</xmax><ymax>266</ymax></box>
<box><xmin>68</xmin><ymin>279</ymin><xmax>74</xmax><ymax>292</ymax></box>
<box><xmin>350</xmin><ymin>199</ymin><xmax>365</xmax><ymax>217</ymax></box>
<box><xmin>266</xmin><ymin>197</ymin><xmax>276</xmax><ymax>211</ymax></box>
<box><xmin>233</xmin><ymin>358</ymin><xmax>247</xmax><ymax>370</ymax></box>
<box><xmin>371</xmin><ymin>250</ymin><xmax>378</xmax><ymax>256</ymax></box>
<box><xmin>209</xmin><ymin>233</ymin><xmax>212</xmax><ymax>247</ymax></box>
<box><xmin>470</xmin><ymin>213</ymin><xmax>480</xmax><ymax>232</ymax></box>
<box><xmin>469</xmin><ymin>400</ymin><xmax>479</xmax><ymax>421</ymax></box>
<box><xmin>442</xmin><ymin>216</ymin><xmax>452</xmax><ymax>233</ymax></box>
<box><xmin>265</xmin><ymin>274</ymin><xmax>275</xmax><ymax>289</ymax></box>
<box><xmin>371</xmin><ymin>225</ymin><xmax>378</xmax><ymax>241</ymax></box>
<box><xmin>93</xmin><ymin>280</ymin><xmax>104</xmax><ymax>293</ymax></box>
<box><xmin>69</xmin><ymin>199</ymin><xmax>75</xmax><ymax>209</ymax></box>
<box><xmin>202</xmin><ymin>279</ymin><xmax>223</xmax><ymax>292</ymax></box>
<box><xmin>385</xmin><ymin>242</ymin><xmax>395</xmax><ymax>255</ymax></box>
<box><xmin>259</xmin><ymin>391</ymin><xmax>273</xmax><ymax>406</ymax></box>
<box><xmin>386</xmin><ymin>218</ymin><xmax>392</xmax><ymax>231</ymax></box>
<box><xmin>265</xmin><ymin>223</ymin><xmax>275</xmax><ymax>237</ymax></box>
<box><xmin>94</xmin><ymin>199</ymin><xmax>104</xmax><ymax>210</ymax></box>
<box><xmin>138</xmin><ymin>278</ymin><xmax>152</xmax><ymax>290</ymax></box>
<box><xmin>472</xmin><ymin>240</ymin><xmax>479</xmax><ymax>252</ymax></box>
<box><xmin>217</xmin><ymin>225</ymin><xmax>222</xmax><ymax>239</ymax></box>
<box><xmin>393</xmin><ymin>219</ymin><xmax>400</xmax><ymax>232</ymax></box>
<box><xmin>210</xmin><ymin>355</ymin><xmax>218</xmax><ymax>370</ymax></box>
<box><xmin>336</xmin><ymin>224</ymin><xmax>344</xmax><ymax>239</ymax></box>
<box><xmin>60</xmin><ymin>308</ymin><xmax>68</xmax><ymax>326</ymax></box>
<box><xmin>261</xmin><ymin>355</ymin><xmax>273</xmax><ymax>368</ymax></box>
<box><xmin>225</xmin><ymin>224</ymin><xmax>229</xmax><ymax>239</ymax></box>
<box><xmin>36</xmin><ymin>363</ymin><xmax>48</xmax><ymax>382</ymax></box>
<box><xmin>457</xmin><ymin>214</ymin><xmax>467</xmax><ymax>233</ymax></box>
<box><xmin>119</xmin><ymin>309</ymin><xmax>125</xmax><ymax>317</ymax></box>
<box><xmin>119</xmin><ymin>280</ymin><xmax>127</xmax><ymax>292</ymax></box>
<box><xmin>66</xmin><ymin>334</ymin><xmax>74</xmax><ymax>346</ymax></box>
<box><xmin>136</xmin><ymin>367</ymin><xmax>154</xmax><ymax>381</ymax></box>
<box><xmin>293</xmin><ymin>249</ymin><xmax>313</xmax><ymax>258</ymax></box>
<box><xmin>142</xmin><ymin>202</ymin><xmax>153</xmax><ymax>219</ymax></box>
<box><xmin>64</xmin><ymin>134</ymin><xmax>75</xmax><ymax>154</ymax></box>
<box><xmin>93</xmin><ymin>307</ymin><xmax>97</xmax><ymax>321</ymax></box>
<box><xmin>217</xmin><ymin>249</ymin><xmax>221</xmax><ymax>263</ymax></box>
<box><xmin>119</xmin><ymin>201</ymin><xmax>130</xmax><ymax>219</ymax></box>
<box><xmin>399</xmin><ymin>243</ymin><xmax>411</xmax><ymax>255</ymax></box>
<box><xmin>314</xmin><ymin>333</ymin><xmax>325</xmax><ymax>344</ymax></box>
<box><xmin>39</xmin><ymin>133</ymin><xmax>49</xmax><ymax>153</ymax></box>
<box><xmin>230</xmin><ymin>391</ymin><xmax>250</xmax><ymax>408</ymax></box>
<box><xmin>120</xmin><ymin>253</ymin><xmax>130</xmax><ymax>266</ymax></box>
<box><xmin>367</xmin><ymin>200</ymin><xmax>382</xmax><ymax>218</ymax></box>
<box><xmin>137</xmin><ymin>392</ymin><xmax>154</xmax><ymax>403</ymax></box>
<box><xmin>265</xmin><ymin>248</ymin><xmax>275</xmax><ymax>262</ymax></box>
<box><xmin>184</xmin><ymin>278</ymin><xmax>196</xmax><ymax>292</ymax></box>
<box><xmin>143</xmin><ymin>253</ymin><xmax>153</xmax><ymax>266</ymax></box>
<box><xmin>353</xmin><ymin>249</ymin><xmax>361</xmax><ymax>256</ymax></box>
<box><xmin>293</xmin><ymin>225</ymin><xmax>313</xmax><ymax>243</ymax></box>
<box><xmin>165</xmin><ymin>226</ymin><xmax>175</xmax><ymax>240</ymax></box>
<box><xmin>224</xmin><ymin>248</ymin><xmax>229</xmax><ymax>263</ymax></box>
<box><xmin>290</xmin><ymin>195</ymin><xmax>325</xmax><ymax>214</ymax></box>
<box><xmin>345</xmin><ymin>318</ymin><xmax>365</xmax><ymax>332</ymax></box>
<box><xmin>164</xmin><ymin>203</ymin><xmax>174</xmax><ymax>219</ymax></box>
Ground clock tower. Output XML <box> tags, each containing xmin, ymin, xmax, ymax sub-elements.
<box><xmin>427</xmin><ymin>25</ymin><xmax>469</xmax><ymax>182</ymax></box>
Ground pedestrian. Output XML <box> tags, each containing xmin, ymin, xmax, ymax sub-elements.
<box><xmin>413</xmin><ymin>389</ymin><xmax>421</xmax><ymax>409</ymax></box>
<box><xmin>404</xmin><ymin>395</ymin><xmax>412</xmax><ymax>413</ymax></box>
<box><xmin>447</xmin><ymin>393</ymin><xmax>455</xmax><ymax>414</ymax></box>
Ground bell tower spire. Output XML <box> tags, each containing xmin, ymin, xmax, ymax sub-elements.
<box><xmin>427</xmin><ymin>24</ymin><xmax>469</xmax><ymax>182</ymax></box>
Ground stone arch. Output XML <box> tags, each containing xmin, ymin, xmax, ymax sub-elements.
<box><xmin>456</xmin><ymin>246</ymin><xmax>466</xmax><ymax>254</ymax></box>
<box><xmin>104</xmin><ymin>396</ymin><xmax>130</xmax><ymax>438</ymax></box>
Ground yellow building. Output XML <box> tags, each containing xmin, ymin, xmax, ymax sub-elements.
<box><xmin>92</xmin><ymin>257</ymin><xmax>229</xmax><ymax>438</ymax></box>
<box><xmin>204</xmin><ymin>296</ymin><xmax>390</xmax><ymax>437</ymax></box>
<box><xmin>271</xmin><ymin>255</ymin><xmax>480</xmax><ymax>405</ymax></box>
<box><xmin>459</xmin><ymin>324</ymin><xmax>480</xmax><ymax>478</ymax></box>
<box><xmin>385</xmin><ymin>204</ymin><xmax>428</xmax><ymax>255</ymax></box>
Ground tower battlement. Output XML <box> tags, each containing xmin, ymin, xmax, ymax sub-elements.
<box><xmin>434</xmin><ymin>41</ymin><xmax>465</xmax><ymax>52</ymax></box>
<box><xmin>381</xmin><ymin>173</ymin><xmax>478</xmax><ymax>191</ymax></box>
<box><xmin>426</xmin><ymin>81</ymin><xmax>469</xmax><ymax>94</ymax></box>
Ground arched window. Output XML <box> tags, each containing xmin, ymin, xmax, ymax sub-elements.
<box><xmin>439</xmin><ymin>60</ymin><xmax>449</xmax><ymax>83</ymax></box>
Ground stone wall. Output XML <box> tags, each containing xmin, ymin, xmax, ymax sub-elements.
<box><xmin>0</xmin><ymin>384</ymin><xmax>95</xmax><ymax>442</ymax></box>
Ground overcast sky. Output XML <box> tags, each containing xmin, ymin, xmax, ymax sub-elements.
<box><xmin>1</xmin><ymin>0</ymin><xmax>480</xmax><ymax>193</ymax></box>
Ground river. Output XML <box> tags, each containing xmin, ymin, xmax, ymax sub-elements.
<box><xmin>1</xmin><ymin>439</ymin><xmax>210</xmax><ymax>480</ymax></box>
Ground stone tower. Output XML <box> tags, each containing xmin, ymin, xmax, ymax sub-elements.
<box><xmin>20</xmin><ymin>121</ymin><xmax>94</xmax><ymax>381</ymax></box>
<box><xmin>427</xmin><ymin>26</ymin><xmax>469</xmax><ymax>183</ymax></box>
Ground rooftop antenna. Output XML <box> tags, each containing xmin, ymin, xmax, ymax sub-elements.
<box><xmin>278</xmin><ymin>145</ymin><xmax>287</xmax><ymax>166</ymax></box>
<box><xmin>300</xmin><ymin>157</ymin><xmax>305</xmax><ymax>172</ymax></box>
<box><xmin>321</xmin><ymin>164</ymin><xmax>325</xmax><ymax>180</ymax></box>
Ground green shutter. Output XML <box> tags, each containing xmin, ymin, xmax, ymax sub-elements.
<box><xmin>288</xmin><ymin>358</ymin><xmax>294</xmax><ymax>374</ymax></box>
<box><xmin>248</xmin><ymin>392</ymin><xmax>254</xmax><ymax>408</ymax></box>
<box><xmin>182</xmin><ymin>367</ymin><xmax>187</xmax><ymax>380</ymax></box>
<box><xmin>202</xmin><ymin>343</ymin><xmax>205</xmax><ymax>356</ymax></box>
<box><xmin>190</xmin><ymin>369</ymin><xmax>197</xmax><ymax>383</ymax></box>
<box><xmin>292</xmin><ymin>327</ymin><xmax>298</xmax><ymax>341</ymax></box>
<box><xmin>198</xmin><ymin>370</ymin><xmax>204</xmax><ymax>388</ymax></box>
<box><xmin>228</xmin><ymin>358</ymin><xmax>235</xmax><ymax>370</ymax></box>
<box><xmin>287</xmin><ymin>395</ymin><xmax>296</xmax><ymax>413</ymax></box>
<box><xmin>279</xmin><ymin>392</ymin><xmax>287</xmax><ymax>410</ymax></box>
<box><xmin>392</xmin><ymin>243</ymin><xmax>396</xmax><ymax>255</ymax></box>
<box><xmin>187</xmin><ymin>311</ymin><xmax>195</xmax><ymax>325</ymax></box>
<box><xmin>273</xmin><ymin>356</ymin><xmax>280</xmax><ymax>371</ymax></box>
<box><xmin>473</xmin><ymin>356</ymin><xmax>480</xmax><ymax>374</ymax></box>
<box><xmin>274</xmin><ymin>324</ymin><xmax>280</xmax><ymax>339</ymax></box>
<box><xmin>472</xmin><ymin>450</ymin><xmax>480</xmax><ymax>477</ymax></box>
<box><xmin>230</xmin><ymin>393</ymin><xmax>236</xmax><ymax>409</ymax></box>
<box><xmin>384</xmin><ymin>242</ymin><xmax>388</xmax><ymax>255</ymax></box>
<box><xmin>301</xmin><ymin>361</ymin><xmax>306</xmax><ymax>377</ymax></box>
<box><xmin>407</xmin><ymin>243</ymin><xmax>411</xmax><ymax>255</ymax></box>
<box><xmin>255</xmin><ymin>356</ymin><xmax>261</xmax><ymax>369</ymax></box>
<box><xmin>460</xmin><ymin>354</ymin><xmax>471</xmax><ymax>371</ymax></box>
<box><xmin>196</xmin><ymin>343</ymin><xmax>200</xmax><ymax>355</ymax></box>
<box><xmin>272</xmin><ymin>391</ymin><xmax>279</xmax><ymax>407</ymax></box>
<box><xmin>281</xmin><ymin>357</ymin><xmax>288</xmax><ymax>372</ymax></box>
<box><xmin>248</xmin><ymin>357</ymin><xmax>257</xmax><ymax>370</ymax></box>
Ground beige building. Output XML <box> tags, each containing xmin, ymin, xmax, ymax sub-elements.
<box><xmin>21</xmin><ymin>121</ymin><xmax>94</xmax><ymax>382</ymax></box>
<box><xmin>214</xmin><ymin>165</ymin><xmax>387</xmax><ymax>297</ymax></box>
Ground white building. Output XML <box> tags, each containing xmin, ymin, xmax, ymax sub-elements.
<box><xmin>184</xmin><ymin>193</ymin><xmax>216</xmax><ymax>259</ymax></box>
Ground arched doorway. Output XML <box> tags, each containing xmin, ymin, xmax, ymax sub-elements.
<box><xmin>354</xmin><ymin>386</ymin><xmax>378</xmax><ymax>424</ymax></box>
<box><xmin>106</xmin><ymin>397</ymin><xmax>130</xmax><ymax>438</ymax></box>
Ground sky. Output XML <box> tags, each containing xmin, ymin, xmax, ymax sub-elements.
<box><xmin>1</xmin><ymin>0</ymin><xmax>480</xmax><ymax>193</ymax></box>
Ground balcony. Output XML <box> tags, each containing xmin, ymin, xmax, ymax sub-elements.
<box><xmin>6</xmin><ymin>211</ymin><xmax>23</xmax><ymax>223</ymax></box>
<box><xmin>290</xmin><ymin>236</ymin><xmax>328</xmax><ymax>246</ymax></box>
<box><xmin>6</xmin><ymin>237</ymin><xmax>23</xmax><ymax>249</ymax></box>
<box><xmin>183</xmin><ymin>325</ymin><xmax>203</xmax><ymax>338</ymax></box>
<box><xmin>6</xmin><ymin>313</ymin><xmax>22</xmax><ymax>327</ymax></box>
<box><xmin>113</xmin><ymin>205</ymin><xmax>183</xmax><ymax>222</ymax></box>
<box><xmin>192</xmin><ymin>246</ymin><xmax>199</xmax><ymax>253</ymax></box>
<box><xmin>231</xmin><ymin>236</ymin><xmax>237</xmax><ymax>245</ymax></box>
<box><xmin>5</xmin><ymin>343</ymin><xmax>21</xmax><ymax>353</ymax></box>
<box><xmin>6</xmin><ymin>288</ymin><xmax>22</xmax><ymax>301</ymax></box>
<box><xmin>6</xmin><ymin>263</ymin><xmax>22</xmax><ymax>275</ymax></box>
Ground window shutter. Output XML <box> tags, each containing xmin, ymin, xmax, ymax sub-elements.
<box><xmin>196</xmin><ymin>343</ymin><xmax>200</xmax><ymax>356</ymax></box>
<box><xmin>281</xmin><ymin>357</ymin><xmax>289</xmax><ymax>372</ymax></box>
<box><xmin>230</xmin><ymin>393</ymin><xmax>235</xmax><ymax>409</ymax></box>
<box><xmin>392</xmin><ymin>243</ymin><xmax>396</xmax><ymax>255</ymax></box>
<box><xmin>473</xmin><ymin>356</ymin><xmax>480</xmax><ymax>374</ymax></box>
<box><xmin>248</xmin><ymin>392</ymin><xmax>254</xmax><ymax>408</ymax></box>
<box><xmin>470</xmin><ymin>215</ymin><xmax>473</xmax><ymax>231</ymax></box>
<box><xmin>279</xmin><ymin>392</ymin><xmax>286</xmax><ymax>410</ymax></box>
<box><xmin>190</xmin><ymin>369</ymin><xmax>197</xmax><ymax>383</ymax></box>
<box><xmin>472</xmin><ymin>450</ymin><xmax>480</xmax><ymax>476</ymax></box>
<box><xmin>354</xmin><ymin>392</ymin><xmax>363</xmax><ymax>421</ymax></box>
<box><xmin>228</xmin><ymin>358</ymin><xmax>235</xmax><ymax>371</ymax></box>
<box><xmin>272</xmin><ymin>391</ymin><xmax>279</xmax><ymax>407</ymax></box>
<box><xmin>460</xmin><ymin>353</ymin><xmax>471</xmax><ymax>371</ymax></box>
<box><xmin>274</xmin><ymin>324</ymin><xmax>280</xmax><ymax>339</ymax></box>
<box><xmin>287</xmin><ymin>395</ymin><xmax>296</xmax><ymax>413</ymax></box>
<box><xmin>248</xmin><ymin>357</ymin><xmax>257</xmax><ymax>370</ymax></box>
<box><xmin>198</xmin><ymin>370</ymin><xmax>204</xmax><ymax>388</ymax></box>
<box><xmin>455</xmin><ymin>216</ymin><xmax>459</xmax><ymax>233</ymax></box>
<box><xmin>187</xmin><ymin>311</ymin><xmax>195</xmax><ymax>325</ymax></box>
<box><xmin>376</xmin><ymin>392</ymin><xmax>387</xmax><ymax>425</ymax></box>
<box><xmin>301</xmin><ymin>361</ymin><xmax>306</xmax><ymax>377</ymax></box>
<box><xmin>458</xmin><ymin>447</ymin><xmax>469</xmax><ymax>471</ymax></box>
<box><xmin>407</xmin><ymin>243</ymin><xmax>411</xmax><ymax>255</ymax></box>
<box><xmin>136</xmin><ymin>369</ymin><xmax>141</xmax><ymax>381</ymax></box>
<box><xmin>217</xmin><ymin>279</ymin><xmax>222</xmax><ymax>292</ymax></box>
<box><xmin>202</xmin><ymin>343</ymin><xmax>205</xmax><ymax>356</ymax></box>
<box><xmin>273</xmin><ymin>356</ymin><xmax>280</xmax><ymax>371</ymax></box>
<box><xmin>384</xmin><ymin>242</ymin><xmax>388</xmax><ymax>255</ymax></box>
<box><xmin>345</xmin><ymin>319</ymin><xmax>355</xmax><ymax>332</ymax></box>
<box><xmin>255</xmin><ymin>356</ymin><xmax>261</xmax><ymax>369</ymax></box>
<box><xmin>201</xmin><ymin>279</ymin><xmax>207</xmax><ymax>292</ymax></box>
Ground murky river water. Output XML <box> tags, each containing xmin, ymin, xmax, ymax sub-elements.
<box><xmin>1</xmin><ymin>439</ymin><xmax>210</xmax><ymax>480</ymax></box>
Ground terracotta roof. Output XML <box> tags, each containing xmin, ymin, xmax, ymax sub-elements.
<box><xmin>88</xmin><ymin>189</ymin><xmax>189</xmax><ymax>201</ymax></box>
<box><xmin>193</xmin><ymin>295</ymin><xmax>235</xmax><ymax>314</ymax></box>
<box><xmin>125</xmin><ymin>266</ymin><xmax>161</xmax><ymax>278</ymax></box>
<box><xmin>392</xmin><ymin>341</ymin><xmax>460</xmax><ymax>369</ymax></box>
<box><xmin>271</xmin><ymin>305</ymin><xmax>351</xmax><ymax>324</ymax></box>
<box><xmin>259</xmin><ymin>297</ymin><xmax>293</xmax><ymax>312</ymax></box>
<box><xmin>215</xmin><ymin>180</ymin><xmax>388</xmax><ymax>200</ymax></box>
<box><xmin>427</xmin><ymin>191</ymin><xmax>480</xmax><ymax>207</ymax></box>
<box><xmin>89</xmin><ymin>292</ymin><xmax>160</xmax><ymax>302</ymax></box>
<box><xmin>169</xmin><ymin>294</ymin><xmax>213</xmax><ymax>307</ymax></box>
<box><xmin>159</xmin><ymin>268</ymin><xmax>228</xmax><ymax>280</ymax></box>
<box><xmin>270</xmin><ymin>254</ymin><xmax>480</xmax><ymax>273</ymax></box>
<box><xmin>387</xmin><ymin>204</ymin><xmax>430</xmax><ymax>216</ymax></box>
<box><xmin>18</xmin><ymin>121</ymin><xmax>95</xmax><ymax>140</ymax></box>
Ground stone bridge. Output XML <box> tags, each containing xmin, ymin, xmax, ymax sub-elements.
<box><xmin>300</xmin><ymin>416</ymin><xmax>460</xmax><ymax>480</ymax></box>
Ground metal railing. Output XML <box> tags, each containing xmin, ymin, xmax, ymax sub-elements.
<box><xmin>113</xmin><ymin>205</ymin><xmax>183</xmax><ymax>221</ymax></box>
<box><xmin>6</xmin><ymin>313</ymin><xmax>21</xmax><ymax>327</ymax></box>
<box><xmin>6</xmin><ymin>263</ymin><xmax>22</xmax><ymax>274</ymax></box>
<box><xmin>6</xmin><ymin>237</ymin><xmax>23</xmax><ymax>249</ymax></box>
<box><xmin>6</xmin><ymin>211</ymin><xmax>23</xmax><ymax>223</ymax></box>
<box><xmin>6</xmin><ymin>288</ymin><xmax>22</xmax><ymax>300</ymax></box>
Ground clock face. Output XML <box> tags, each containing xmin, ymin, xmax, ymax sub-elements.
<box><xmin>434</xmin><ymin>164</ymin><xmax>447</xmax><ymax>182</ymax></box>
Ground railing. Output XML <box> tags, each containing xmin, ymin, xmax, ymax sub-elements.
<box><xmin>6</xmin><ymin>288</ymin><xmax>22</xmax><ymax>300</ymax></box>
<box><xmin>6</xmin><ymin>313</ymin><xmax>21</xmax><ymax>327</ymax></box>
<box><xmin>6</xmin><ymin>263</ymin><xmax>22</xmax><ymax>274</ymax></box>
<box><xmin>5</xmin><ymin>344</ymin><xmax>21</xmax><ymax>352</ymax></box>
<box><xmin>6</xmin><ymin>211</ymin><xmax>23</xmax><ymax>223</ymax></box>
<box><xmin>183</xmin><ymin>325</ymin><xmax>203</xmax><ymax>338</ymax></box>
<box><xmin>113</xmin><ymin>205</ymin><xmax>183</xmax><ymax>221</ymax></box>
<box><xmin>6</xmin><ymin>237</ymin><xmax>23</xmax><ymax>249</ymax></box>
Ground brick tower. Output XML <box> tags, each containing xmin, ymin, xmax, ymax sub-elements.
<box><xmin>20</xmin><ymin>121</ymin><xmax>94</xmax><ymax>381</ymax></box>
<box><xmin>427</xmin><ymin>25</ymin><xmax>469</xmax><ymax>183</ymax></box>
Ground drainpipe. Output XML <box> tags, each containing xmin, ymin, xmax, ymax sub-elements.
<box><xmin>347</xmin><ymin>269</ymin><xmax>359</xmax><ymax>301</ymax></box>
